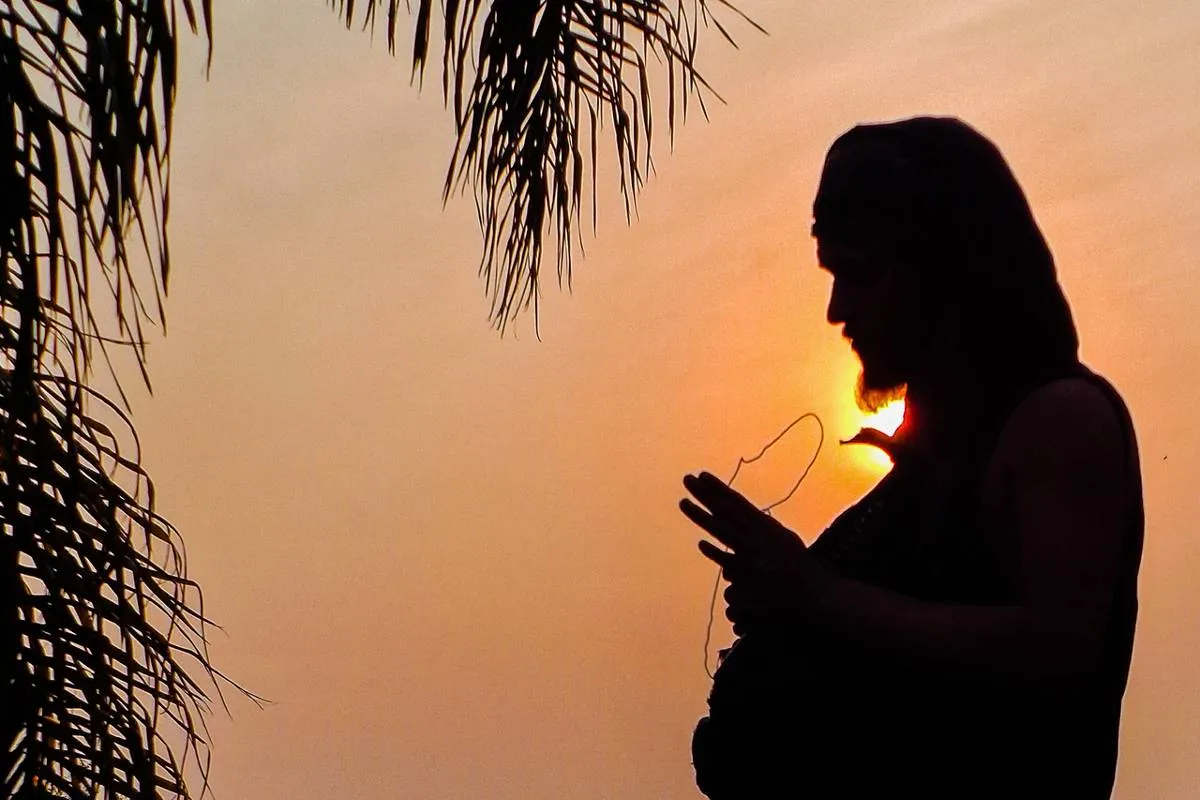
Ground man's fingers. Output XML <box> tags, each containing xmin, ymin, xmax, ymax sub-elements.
<box><xmin>681</xmin><ymin>499</ymin><xmax>744</xmax><ymax>550</ymax></box>
<box><xmin>683</xmin><ymin>472</ymin><xmax>801</xmax><ymax>556</ymax></box>
<box><xmin>699</xmin><ymin>541</ymin><xmax>761</xmax><ymax>587</ymax></box>
<box><xmin>723</xmin><ymin>581</ymin><xmax>775</xmax><ymax>634</ymax></box>
<box><xmin>684</xmin><ymin>472</ymin><xmax>763</xmax><ymax>525</ymax></box>
<box><xmin>697</xmin><ymin>538</ymin><xmax>735</xmax><ymax>567</ymax></box>
<box><xmin>723</xmin><ymin>582</ymin><xmax>738</xmax><ymax>605</ymax></box>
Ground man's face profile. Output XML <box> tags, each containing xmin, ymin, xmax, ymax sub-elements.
<box><xmin>817</xmin><ymin>239</ymin><xmax>922</xmax><ymax>413</ymax></box>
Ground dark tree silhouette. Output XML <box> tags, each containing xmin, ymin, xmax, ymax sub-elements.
<box><xmin>0</xmin><ymin>3</ymin><xmax>234</xmax><ymax>798</ymax></box>
<box><xmin>333</xmin><ymin>0</ymin><xmax>754</xmax><ymax>330</ymax></box>
<box><xmin>1</xmin><ymin>1</ymin><xmax>745</xmax><ymax>797</ymax></box>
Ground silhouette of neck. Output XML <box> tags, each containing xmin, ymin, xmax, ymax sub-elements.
<box><xmin>897</xmin><ymin>364</ymin><xmax>986</xmax><ymax>457</ymax></box>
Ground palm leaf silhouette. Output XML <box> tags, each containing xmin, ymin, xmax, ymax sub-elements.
<box><xmin>0</xmin><ymin>3</ymin><xmax>244</xmax><ymax>798</ymax></box>
<box><xmin>2</xmin><ymin>1</ymin><xmax>754</xmax><ymax>795</ymax></box>
<box><xmin>333</xmin><ymin>0</ymin><xmax>757</xmax><ymax>330</ymax></box>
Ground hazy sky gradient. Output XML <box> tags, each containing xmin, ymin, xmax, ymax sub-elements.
<box><xmin>124</xmin><ymin>1</ymin><xmax>1200</xmax><ymax>796</ymax></box>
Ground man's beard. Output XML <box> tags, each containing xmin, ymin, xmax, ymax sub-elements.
<box><xmin>855</xmin><ymin>364</ymin><xmax>906</xmax><ymax>414</ymax></box>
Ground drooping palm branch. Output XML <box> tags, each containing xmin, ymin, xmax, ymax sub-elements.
<box><xmin>333</xmin><ymin>0</ymin><xmax>757</xmax><ymax>331</ymax></box>
<box><xmin>0</xmin><ymin>3</ymin><xmax>238</xmax><ymax>799</ymax></box>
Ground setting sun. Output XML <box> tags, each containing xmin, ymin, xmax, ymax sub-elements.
<box><xmin>863</xmin><ymin>399</ymin><xmax>905</xmax><ymax>436</ymax></box>
<box><xmin>854</xmin><ymin>399</ymin><xmax>906</xmax><ymax>470</ymax></box>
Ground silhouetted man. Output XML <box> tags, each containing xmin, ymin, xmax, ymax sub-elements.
<box><xmin>681</xmin><ymin>117</ymin><xmax>1144</xmax><ymax>799</ymax></box>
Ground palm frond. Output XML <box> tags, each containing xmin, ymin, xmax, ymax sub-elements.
<box><xmin>333</xmin><ymin>0</ymin><xmax>754</xmax><ymax>330</ymax></box>
<box><xmin>1</xmin><ymin>3</ymin><xmax>245</xmax><ymax>799</ymax></box>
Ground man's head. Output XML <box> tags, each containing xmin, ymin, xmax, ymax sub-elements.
<box><xmin>811</xmin><ymin>117</ymin><xmax>1079</xmax><ymax>414</ymax></box>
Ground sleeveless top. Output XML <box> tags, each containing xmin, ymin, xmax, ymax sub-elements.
<box><xmin>692</xmin><ymin>364</ymin><xmax>1144</xmax><ymax>799</ymax></box>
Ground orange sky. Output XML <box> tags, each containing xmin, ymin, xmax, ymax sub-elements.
<box><xmin>124</xmin><ymin>1</ymin><xmax>1200</xmax><ymax>796</ymax></box>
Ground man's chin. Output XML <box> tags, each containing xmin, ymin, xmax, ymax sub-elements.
<box><xmin>855</xmin><ymin>369</ymin><xmax>906</xmax><ymax>414</ymax></box>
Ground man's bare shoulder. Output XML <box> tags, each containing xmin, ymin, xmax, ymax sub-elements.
<box><xmin>993</xmin><ymin>375</ymin><xmax>1135</xmax><ymax>480</ymax></box>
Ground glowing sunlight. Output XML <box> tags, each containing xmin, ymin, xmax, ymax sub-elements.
<box><xmin>863</xmin><ymin>399</ymin><xmax>905</xmax><ymax>437</ymax></box>
<box><xmin>856</xmin><ymin>399</ymin><xmax>906</xmax><ymax>470</ymax></box>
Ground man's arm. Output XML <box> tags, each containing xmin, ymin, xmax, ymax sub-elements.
<box><xmin>807</xmin><ymin>379</ymin><xmax>1133</xmax><ymax>683</ymax></box>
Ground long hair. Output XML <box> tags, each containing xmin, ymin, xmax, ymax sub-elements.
<box><xmin>812</xmin><ymin>116</ymin><xmax>1079</xmax><ymax>426</ymax></box>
